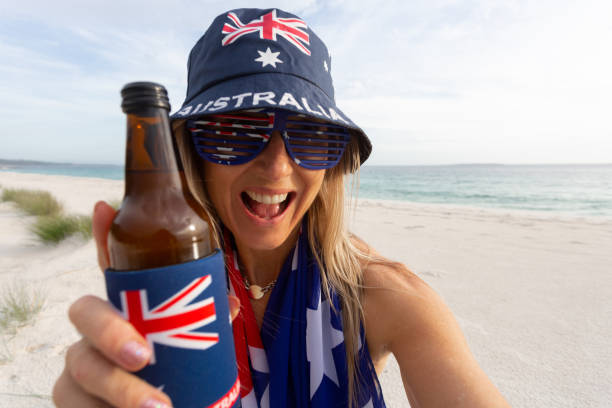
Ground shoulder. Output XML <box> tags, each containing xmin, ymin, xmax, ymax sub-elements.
<box><xmin>353</xmin><ymin>236</ymin><xmax>453</xmax><ymax>355</ymax></box>
<box><xmin>352</xmin><ymin>235</ymin><xmax>510</xmax><ymax>407</ymax></box>
<box><xmin>350</xmin><ymin>235</ymin><xmax>448</xmax><ymax>350</ymax></box>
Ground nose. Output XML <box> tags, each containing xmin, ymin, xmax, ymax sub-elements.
<box><xmin>253</xmin><ymin>131</ymin><xmax>293</xmax><ymax>179</ymax></box>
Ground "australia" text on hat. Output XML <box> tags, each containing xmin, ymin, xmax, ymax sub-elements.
<box><xmin>175</xmin><ymin>91</ymin><xmax>349</xmax><ymax>124</ymax></box>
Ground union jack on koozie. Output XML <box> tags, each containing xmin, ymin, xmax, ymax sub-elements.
<box><xmin>105</xmin><ymin>250</ymin><xmax>239</xmax><ymax>407</ymax></box>
<box><xmin>119</xmin><ymin>276</ymin><xmax>219</xmax><ymax>364</ymax></box>
<box><xmin>222</xmin><ymin>9</ymin><xmax>311</xmax><ymax>55</ymax></box>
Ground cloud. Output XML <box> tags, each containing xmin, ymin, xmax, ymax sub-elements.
<box><xmin>1</xmin><ymin>0</ymin><xmax>611</xmax><ymax>164</ymax></box>
<box><xmin>327</xmin><ymin>0</ymin><xmax>612</xmax><ymax>164</ymax></box>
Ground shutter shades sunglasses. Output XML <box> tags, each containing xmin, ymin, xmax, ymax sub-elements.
<box><xmin>186</xmin><ymin>109</ymin><xmax>351</xmax><ymax>170</ymax></box>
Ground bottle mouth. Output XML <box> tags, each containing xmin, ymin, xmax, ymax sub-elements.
<box><xmin>121</xmin><ymin>82</ymin><xmax>171</xmax><ymax>113</ymax></box>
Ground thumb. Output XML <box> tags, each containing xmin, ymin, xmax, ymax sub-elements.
<box><xmin>228</xmin><ymin>295</ymin><xmax>241</xmax><ymax>322</ymax></box>
<box><xmin>92</xmin><ymin>201</ymin><xmax>117</xmax><ymax>271</ymax></box>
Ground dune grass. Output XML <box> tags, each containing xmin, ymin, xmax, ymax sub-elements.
<box><xmin>0</xmin><ymin>281</ymin><xmax>46</xmax><ymax>334</ymax></box>
<box><xmin>1</xmin><ymin>187</ymin><xmax>92</xmax><ymax>244</ymax></box>
<box><xmin>31</xmin><ymin>214</ymin><xmax>92</xmax><ymax>244</ymax></box>
<box><xmin>1</xmin><ymin>188</ymin><xmax>63</xmax><ymax>216</ymax></box>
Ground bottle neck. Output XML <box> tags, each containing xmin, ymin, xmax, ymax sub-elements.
<box><xmin>124</xmin><ymin>107</ymin><xmax>182</xmax><ymax>195</ymax></box>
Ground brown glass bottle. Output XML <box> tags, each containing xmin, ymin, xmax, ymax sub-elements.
<box><xmin>108</xmin><ymin>82</ymin><xmax>212</xmax><ymax>271</ymax></box>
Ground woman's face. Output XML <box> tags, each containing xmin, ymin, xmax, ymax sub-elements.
<box><xmin>202</xmin><ymin>130</ymin><xmax>325</xmax><ymax>251</ymax></box>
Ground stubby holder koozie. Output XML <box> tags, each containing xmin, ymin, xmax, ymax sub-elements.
<box><xmin>104</xmin><ymin>250</ymin><xmax>240</xmax><ymax>408</ymax></box>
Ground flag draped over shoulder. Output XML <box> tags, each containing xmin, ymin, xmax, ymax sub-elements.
<box><xmin>224</xmin><ymin>226</ymin><xmax>386</xmax><ymax>407</ymax></box>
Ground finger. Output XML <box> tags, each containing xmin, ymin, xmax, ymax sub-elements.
<box><xmin>66</xmin><ymin>339</ymin><xmax>172</xmax><ymax>408</ymax></box>
<box><xmin>228</xmin><ymin>295</ymin><xmax>240</xmax><ymax>322</ymax></box>
<box><xmin>92</xmin><ymin>201</ymin><xmax>117</xmax><ymax>271</ymax></box>
<box><xmin>53</xmin><ymin>367</ymin><xmax>112</xmax><ymax>408</ymax></box>
<box><xmin>69</xmin><ymin>295</ymin><xmax>151</xmax><ymax>371</ymax></box>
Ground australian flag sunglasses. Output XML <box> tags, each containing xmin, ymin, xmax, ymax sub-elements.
<box><xmin>186</xmin><ymin>109</ymin><xmax>351</xmax><ymax>170</ymax></box>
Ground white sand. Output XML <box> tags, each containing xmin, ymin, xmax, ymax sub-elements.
<box><xmin>1</xmin><ymin>171</ymin><xmax>611</xmax><ymax>407</ymax></box>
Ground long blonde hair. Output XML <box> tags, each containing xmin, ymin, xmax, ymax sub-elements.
<box><xmin>174</xmin><ymin>121</ymin><xmax>373</xmax><ymax>407</ymax></box>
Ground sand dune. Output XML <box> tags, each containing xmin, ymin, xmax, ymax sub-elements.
<box><xmin>1</xmin><ymin>172</ymin><xmax>611</xmax><ymax>407</ymax></box>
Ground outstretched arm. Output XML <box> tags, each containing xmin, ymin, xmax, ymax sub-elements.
<box><xmin>362</xmin><ymin>256</ymin><xmax>510</xmax><ymax>407</ymax></box>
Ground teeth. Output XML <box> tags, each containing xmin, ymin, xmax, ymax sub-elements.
<box><xmin>246</xmin><ymin>191</ymin><xmax>288</xmax><ymax>204</ymax></box>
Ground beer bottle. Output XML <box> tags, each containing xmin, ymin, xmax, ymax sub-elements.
<box><xmin>108</xmin><ymin>81</ymin><xmax>212</xmax><ymax>269</ymax></box>
<box><xmin>105</xmin><ymin>82</ymin><xmax>240</xmax><ymax>408</ymax></box>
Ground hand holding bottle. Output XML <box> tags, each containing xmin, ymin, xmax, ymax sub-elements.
<box><xmin>53</xmin><ymin>202</ymin><xmax>240</xmax><ymax>407</ymax></box>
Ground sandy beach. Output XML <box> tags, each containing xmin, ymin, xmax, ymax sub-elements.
<box><xmin>0</xmin><ymin>171</ymin><xmax>611</xmax><ymax>408</ymax></box>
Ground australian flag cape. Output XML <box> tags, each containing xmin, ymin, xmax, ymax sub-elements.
<box><xmin>224</xmin><ymin>226</ymin><xmax>386</xmax><ymax>407</ymax></box>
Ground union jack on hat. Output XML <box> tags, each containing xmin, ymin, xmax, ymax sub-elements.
<box><xmin>170</xmin><ymin>8</ymin><xmax>372</xmax><ymax>167</ymax></box>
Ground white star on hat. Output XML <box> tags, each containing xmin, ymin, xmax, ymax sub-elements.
<box><xmin>323</xmin><ymin>60</ymin><xmax>329</xmax><ymax>72</ymax></box>
<box><xmin>255</xmin><ymin>47</ymin><xmax>283</xmax><ymax>68</ymax></box>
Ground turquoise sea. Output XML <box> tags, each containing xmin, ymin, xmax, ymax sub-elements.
<box><xmin>2</xmin><ymin>162</ymin><xmax>611</xmax><ymax>217</ymax></box>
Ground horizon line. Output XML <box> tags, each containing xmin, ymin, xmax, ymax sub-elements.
<box><xmin>2</xmin><ymin>158</ymin><xmax>612</xmax><ymax>168</ymax></box>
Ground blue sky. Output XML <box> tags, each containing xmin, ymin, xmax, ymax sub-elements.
<box><xmin>1</xmin><ymin>0</ymin><xmax>611</xmax><ymax>165</ymax></box>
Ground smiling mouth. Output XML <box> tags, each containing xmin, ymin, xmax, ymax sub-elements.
<box><xmin>241</xmin><ymin>191</ymin><xmax>295</xmax><ymax>219</ymax></box>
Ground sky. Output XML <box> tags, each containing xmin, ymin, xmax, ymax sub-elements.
<box><xmin>1</xmin><ymin>0</ymin><xmax>611</xmax><ymax>166</ymax></box>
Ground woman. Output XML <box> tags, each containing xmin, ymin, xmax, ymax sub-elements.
<box><xmin>53</xmin><ymin>8</ymin><xmax>510</xmax><ymax>408</ymax></box>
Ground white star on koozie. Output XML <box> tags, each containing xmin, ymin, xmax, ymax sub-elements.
<box><xmin>255</xmin><ymin>47</ymin><xmax>283</xmax><ymax>68</ymax></box>
<box><xmin>306</xmin><ymin>290</ymin><xmax>344</xmax><ymax>399</ymax></box>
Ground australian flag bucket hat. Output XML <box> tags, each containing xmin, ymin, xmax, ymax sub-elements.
<box><xmin>170</xmin><ymin>8</ymin><xmax>372</xmax><ymax>166</ymax></box>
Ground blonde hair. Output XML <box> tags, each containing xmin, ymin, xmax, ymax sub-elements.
<box><xmin>173</xmin><ymin>121</ymin><xmax>373</xmax><ymax>407</ymax></box>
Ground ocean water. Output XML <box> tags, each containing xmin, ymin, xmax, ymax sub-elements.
<box><xmin>357</xmin><ymin>165</ymin><xmax>612</xmax><ymax>217</ymax></box>
<box><xmin>2</xmin><ymin>163</ymin><xmax>611</xmax><ymax>217</ymax></box>
<box><xmin>0</xmin><ymin>163</ymin><xmax>124</xmax><ymax>180</ymax></box>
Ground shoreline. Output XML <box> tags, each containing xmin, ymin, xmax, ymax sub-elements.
<box><xmin>353</xmin><ymin>197</ymin><xmax>612</xmax><ymax>224</ymax></box>
<box><xmin>1</xmin><ymin>172</ymin><xmax>611</xmax><ymax>407</ymax></box>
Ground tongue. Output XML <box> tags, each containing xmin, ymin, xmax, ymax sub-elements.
<box><xmin>247</xmin><ymin>196</ymin><xmax>282</xmax><ymax>219</ymax></box>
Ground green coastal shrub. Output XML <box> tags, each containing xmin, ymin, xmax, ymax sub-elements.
<box><xmin>1</xmin><ymin>188</ymin><xmax>63</xmax><ymax>216</ymax></box>
<box><xmin>31</xmin><ymin>214</ymin><xmax>92</xmax><ymax>244</ymax></box>
<box><xmin>1</xmin><ymin>187</ymin><xmax>92</xmax><ymax>244</ymax></box>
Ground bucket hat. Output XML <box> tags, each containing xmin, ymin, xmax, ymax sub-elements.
<box><xmin>170</xmin><ymin>8</ymin><xmax>371</xmax><ymax>166</ymax></box>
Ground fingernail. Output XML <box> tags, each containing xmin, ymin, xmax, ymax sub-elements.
<box><xmin>140</xmin><ymin>398</ymin><xmax>172</xmax><ymax>408</ymax></box>
<box><xmin>119</xmin><ymin>341</ymin><xmax>151</xmax><ymax>367</ymax></box>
